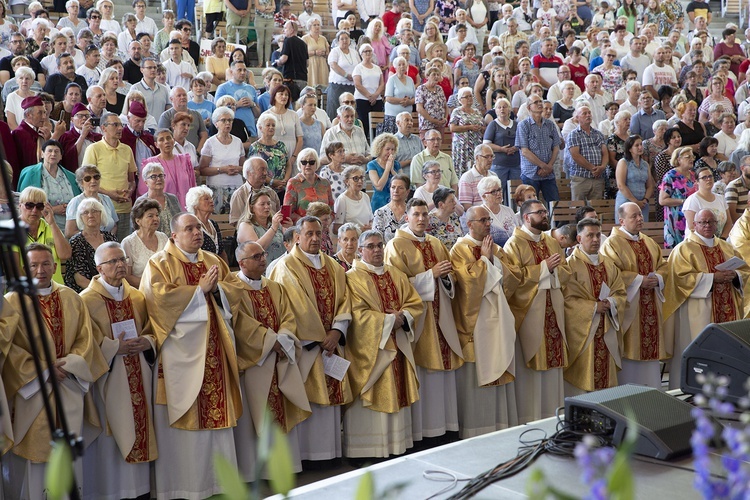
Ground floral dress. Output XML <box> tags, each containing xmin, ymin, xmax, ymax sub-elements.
<box><xmin>660</xmin><ymin>168</ymin><xmax>697</xmax><ymax>249</ymax></box>
<box><xmin>412</xmin><ymin>0</ymin><xmax>432</xmax><ymax>33</ymax></box>
<box><xmin>373</xmin><ymin>205</ymin><xmax>407</xmax><ymax>243</ymax></box>
<box><xmin>247</xmin><ymin>141</ymin><xmax>289</xmax><ymax>189</ymax></box>
<box><xmin>454</xmin><ymin>59</ymin><xmax>481</xmax><ymax>87</ymax></box>
<box><xmin>319</xmin><ymin>166</ymin><xmax>347</xmax><ymax>200</ymax></box>
<box><xmin>450</xmin><ymin>107</ymin><xmax>484</xmax><ymax>177</ymax></box>
<box><xmin>428</xmin><ymin>210</ymin><xmax>463</xmax><ymax>250</ymax></box>
<box><xmin>659</xmin><ymin>0</ymin><xmax>683</xmax><ymax>36</ymax></box>
<box><xmin>592</xmin><ymin>65</ymin><xmax>623</xmax><ymax>98</ymax></box>
<box><xmin>436</xmin><ymin>0</ymin><xmax>458</xmax><ymax>33</ymax></box>
<box><xmin>606</xmin><ymin>134</ymin><xmax>627</xmax><ymax>199</ymax></box>
<box><xmin>415</xmin><ymin>84</ymin><xmax>447</xmax><ymax>133</ymax></box>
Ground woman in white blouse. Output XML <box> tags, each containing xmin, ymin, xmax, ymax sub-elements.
<box><xmin>5</xmin><ymin>66</ymin><xmax>36</xmax><ymax>129</ymax></box>
<box><xmin>333</xmin><ymin>165</ymin><xmax>373</xmax><ymax>232</ymax></box>
<box><xmin>326</xmin><ymin>30</ymin><xmax>361</xmax><ymax>120</ymax></box>
<box><xmin>352</xmin><ymin>43</ymin><xmax>384</xmax><ymax>139</ymax></box>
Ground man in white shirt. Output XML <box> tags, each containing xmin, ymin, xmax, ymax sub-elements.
<box><xmin>618</xmin><ymin>80</ymin><xmax>641</xmax><ymax>115</ymax></box>
<box><xmin>133</xmin><ymin>0</ymin><xmax>158</xmax><ymax>37</ymax></box>
<box><xmin>298</xmin><ymin>0</ymin><xmax>322</xmax><ymax>31</ymax></box>
<box><xmin>163</xmin><ymin>38</ymin><xmax>196</xmax><ymax>91</ymax></box>
<box><xmin>546</xmin><ymin>65</ymin><xmax>582</xmax><ymax>102</ymax></box>
<box><xmin>575</xmin><ymin>74</ymin><xmax>608</xmax><ymax>126</ymax></box>
<box><xmin>642</xmin><ymin>47</ymin><xmax>678</xmax><ymax>99</ymax></box>
<box><xmin>620</xmin><ymin>37</ymin><xmax>650</xmax><ymax>83</ymax></box>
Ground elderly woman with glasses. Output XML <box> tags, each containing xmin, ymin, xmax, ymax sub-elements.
<box><xmin>17</xmin><ymin>186</ymin><xmax>72</xmax><ymax>284</ymax></box>
<box><xmin>450</xmin><ymin>86</ymin><xmax>485</xmax><ymax>178</ymax></box>
<box><xmin>333</xmin><ymin>165</ymin><xmax>373</xmax><ymax>232</ymax></box>
<box><xmin>186</xmin><ymin>185</ymin><xmax>227</xmax><ymax>262</ymax></box>
<box><xmin>65</xmin><ymin>164</ymin><xmax>118</xmax><ymax>238</ymax></box>
<box><xmin>477</xmin><ymin>175</ymin><xmax>517</xmax><ymax>247</ymax></box>
<box><xmin>248</xmin><ymin>113</ymin><xmax>290</xmax><ymax>196</ymax></box>
<box><xmin>283</xmin><ymin>148</ymin><xmax>334</xmax><ymax>222</ymax></box>
<box><xmin>414</xmin><ymin>160</ymin><xmax>462</xmax><ymax>215</ymax></box>
<box><xmin>65</xmin><ymin>198</ymin><xmax>117</xmax><ymax>292</ymax></box>
<box><xmin>683</xmin><ymin>165</ymin><xmax>732</xmax><ymax>239</ymax></box>
<box><xmin>135</xmin><ymin>162</ymin><xmax>181</xmax><ymax>234</ymax></box>
<box><xmin>659</xmin><ymin>146</ymin><xmax>698</xmax><ymax>248</ymax></box>
<box><xmin>118</xmin><ymin>12</ymin><xmax>137</xmax><ymax>54</ymax></box>
<box><xmin>199</xmin><ymin>106</ymin><xmax>245</xmax><ymax>213</ymax></box>
<box><xmin>57</xmin><ymin>0</ymin><xmax>88</xmax><ymax>36</ymax></box>
<box><xmin>209</xmin><ymin>95</ymin><xmax>252</xmax><ymax>151</ymax></box>
<box><xmin>141</xmin><ymin>128</ymin><xmax>195</xmax><ymax>209</ymax></box>
<box><xmin>122</xmin><ymin>197</ymin><xmax>168</xmax><ymax>287</ymax></box>
<box><xmin>236</xmin><ymin>188</ymin><xmax>286</xmax><ymax>262</ymax></box>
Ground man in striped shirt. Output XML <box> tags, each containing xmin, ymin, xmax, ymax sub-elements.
<box><xmin>725</xmin><ymin>155</ymin><xmax>750</xmax><ymax>223</ymax></box>
<box><xmin>531</xmin><ymin>37</ymin><xmax>563</xmax><ymax>91</ymax></box>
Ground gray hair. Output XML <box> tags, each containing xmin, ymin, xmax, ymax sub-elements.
<box><xmin>296</xmin><ymin>147</ymin><xmax>319</xmax><ymax>171</ymax></box>
<box><xmin>296</xmin><ymin>215</ymin><xmax>321</xmax><ymax>230</ymax></box>
<box><xmin>614</xmin><ymin>110</ymin><xmax>632</xmax><ymax>125</ymax></box>
<box><xmin>243</xmin><ymin>156</ymin><xmax>268</xmax><ymax>179</ymax></box>
<box><xmin>477</xmin><ymin>175</ymin><xmax>503</xmax><ymax>196</ymax></box>
<box><xmin>652</xmin><ymin>119</ymin><xmax>668</xmax><ymax>133</ymax></box>
<box><xmin>76</xmin><ymin>197</ymin><xmax>111</xmax><ymax>230</ymax></box>
<box><xmin>337</xmin><ymin>222</ymin><xmax>361</xmax><ymax>239</ymax></box>
<box><xmin>94</xmin><ymin>241</ymin><xmax>123</xmax><ymax>265</ymax></box>
<box><xmin>100</xmin><ymin>111</ymin><xmax>118</xmax><ymax>127</ymax></box>
<box><xmin>337</xmin><ymin>104</ymin><xmax>355</xmax><ymax>116</ymax></box>
<box><xmin>256</xmin><ymin>112</ymin><xmax>277</xmax><ymax>129</ymax></box>
<box><xmin>211</xmin><ymin>105</ymin><xmax>234</xmax><ymax>124</ymax></box>
<box><xmin>474</xmin><ymin>143</ymin><xmax>491</xmax><ymax>157</ymax></box>
<box><xmin>421</xmin><ymin>160</ymin><xmax>440</xmax><ymax>177</ymax></box>
<box><xmin>86</xmin><ymin>84</ymin><xmax>104</xmax><ymax>99</ymax></box>
<box><xmin>358</xmin><ymin>229</ymin><xmax>383</xmax><ymax>247</ymax></box>
<box><xmin>15</xmin><ymin>66</ymin><xmax>34</xmax><ymax>80</ymax></box>
<box><xmin>185</xmin><ymin>185</ymin><xmax>214</xmax><ymax>213</ymax></box>
<box><xmin>215</xmin><ymin>95</ymin><xmax>236</xmax><ymax>107</ymax></box>
<box><xmin>235</xmin><ymin>240</ymin><xmax>262</xmax><ymax>262</ymax></box>
<box><xmin>625</xmin><ymin>80</ymin><xmax>641</xmax><ymax>91</ymax></box>
<box><xmin>141</xmin><ymin>161</ymin><xmax>165</xmax><ymax>180</ymax></box>
<box><xmin>74</xmin><ymin>164</ymin><xmax>100</xmax><ymax>188</ymax></box>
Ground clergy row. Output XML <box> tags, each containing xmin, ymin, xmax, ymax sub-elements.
<box><xmin>1</xmin><ymin>196</ymin><xmax>748</xmax><ymax>500</ymax></box>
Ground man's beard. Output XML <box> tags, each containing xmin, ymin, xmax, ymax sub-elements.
<box><xmin>531</xmin><ymin>219</ymin><xmax>549</xmax><ymax>232</ymax></box>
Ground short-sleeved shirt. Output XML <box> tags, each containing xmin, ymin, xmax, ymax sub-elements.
<box><xmin>565</xmin><ymin>126</ymin><xmax>606</xmax><ymax>178</ymax></box>
<box><xmin>200</xmin><ymin>135</ymin><xmax>245</xmax><ymax>188</ymax></box>
<box><xmin>531</xmin><ymin>53</ymin><xmax>563</xmax><ymax>88</ymax></box>
<box><xmin>725</xmin><ymin>175</ymin><xmax>750</xmax><ymax>211</ymax></box>
<box><xmin>515</xmin><ymin>116</ymin><xmax>560</xmax><ymax>180</ymax></box>
<box><xmin>686</xmin><ymin>0</ymin><xmax>711</xmax><ymax>20</ymax></box>
<box><xmin>458</xmin><ymin>168</ymin><xmax>498</xmax><ymax>207</ymax></box>
<box><xmin>157</xmin><ymin>108</ymin><xmax>207</xmax><ymax>148</ymax></box>
<box><xmin>410</xmin><ymin>150</ymin><xmax>458</xmax><ymax>188</ymax></box>
<box><xmin>131</xmin><ymin>79</ymin><xmax>171</xmax><ymax>117</ymax></box>
<box><xmin>642</xmin><ymin>63</ymin><xmax>677</xmax><ymax>90</ymax></box>
<box><xmin>280</xmin><ymin>36</ymin><xmax>309</xmax><ymax>81</ymax></box>
<box><xmin>81</xmin><ymin>140</ymin><xmax>137</xmax><ymax>212</ymax></box>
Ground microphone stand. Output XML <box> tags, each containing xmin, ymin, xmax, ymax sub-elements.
<box><xmin>0</xmin><ymin>145</ymin><xmax>82</xmax><ymax>499</ymax></box>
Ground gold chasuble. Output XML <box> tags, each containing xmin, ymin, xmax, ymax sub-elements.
<box><xmin>384</xmin><ymin>229</ymin><xmax>464</xmax><ymax>371</ymax></box>
<box><xmin>236</xmin><ymin>275</ymin><xmax>312</xmax><ymax>434</ymax></box>
<box><xmin>563</xmin><ymin>248</ymin><xmax>626</xmax><ymax>392</ymax></box>
<box><xmin>269</xmin><ymin>244</ymin><xmax>353</xmax><ymax>407</ymax></box>
<box><xmin>139</xmin><ymin>240</ymin><xmax>250</xmax><ymax>430</ymax></box>
<box><xmin>346</xmin><ymin>260</ymin><xmax>423</xmax><ymax>413</ymax></box>
<box><xmin>600</xmin><ymin>227</ymin><xmax>672</xmax><ymax>362</ymax></box>
<box><xmin>80</xmin><ymin>277</ymin><xmax>158</xmax><ymax>463</ymax></box>
<box><xmin>503</xmin><ymin>227</ymin><xmax>570</xmax><ymax>370</ymax></box>
<box><xmin>0</xmin><ymin>298</ymin><xmax>20</xmax><ymax>454</ymax></box>
<box><xmin>3</xmin><ymin>282</ymin><xmax>108</xmax><ymax>462</ymax></box>
<box><xmin>450</xmin><ymin>236</ymin><xmax>521</xmax><ymax>386</ymax></box>
<box><xmin>729</xmin><ymin>208</ymin><xmax>750</xmax><ymax>264</ymax></box>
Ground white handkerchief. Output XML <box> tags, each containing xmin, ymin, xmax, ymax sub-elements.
<box><xmin>322</xmin><ymin>353</ymin><xmax>350</xmax><ymax>381</ymax></box>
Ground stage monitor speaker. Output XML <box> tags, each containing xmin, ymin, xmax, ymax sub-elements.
<box><xmin>681</xmin><ymin>320</ymin><xmax>750</xmax><ymax>404</ymax></box>
<box><xmin>564</xmin><ymin>384</ymin><xmax>694</xmax><ymax>460</ymax></box>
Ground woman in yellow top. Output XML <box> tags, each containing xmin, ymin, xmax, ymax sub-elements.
<box><xmin>206</xmin><ymin>37</ymin><xmax>230</xmax><ymax>89</ymax></box>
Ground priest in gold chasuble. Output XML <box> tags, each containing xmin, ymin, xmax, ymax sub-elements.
<box><xmin>503</xmin><ymin>199</ymin><xmax>569</xmax><ymax>424</ymax></box>
<box><xmin>563</xmin><ymin>219</ymin><xmax>626</xmax><ymax>396</ymax></box>
<box><xmin>139</xmin><ymin>213</ymin><xmax>251</xmax><ymax>499</ymax></box>
<box><xmin>600</xmin><ymin>202</ymin><xmax>672</xmax><ymax>389</ymax></box>
<box><xmin>80</xmin><ymin>242</ymin><xmax>157</xmax><ymax>500</ymax></box>
<box><xmin>0</xmin><ymin>296</ymin><xmax>19</xmax><ymax>458</ymax></box>
<box><xmin>451</xmin><ymin>206</ymin><xmax>522</xmax><ymax>438</ymax></box>
<box><xmin>3</xmin><ymin>243</ymin><xmax>108</xmax><ymax>500</ymax></box>
<box><xmin>664</xmin><ymin>209</ymin><xmax>750</xmax><ymax>390</ymax></box>
<box><xmin>234</xmin><ymin>241</ymin><xmax>311</xmax><ymax>480</ymax></box>
<box><xmin>729</xmin><ymin>208</ymin><xmax>750</xmax><ymax>263</ymax></box>
<box><xmin>269</xmin><ymin>216</ymin><xmax>354</xmax><ymax>462</ymax></box>
<box><xmin>384</xmin><ymin>198</ymin><xmax>464</xmax><ymax>441</ymax></box>
<box><xmin>344</xmin><ymin>230</ymin><xmax>423</xmax><ymax>458</ymax></box>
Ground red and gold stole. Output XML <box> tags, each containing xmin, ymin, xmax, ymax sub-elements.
<box><xmin>103</xmin><ymin>295</ymin><xmax>151</xmax><ymax>463</ymax></box>
<box><xmin>368</xmin><ymin>270</ymin><xmax>408</xmax><ymax>409</ymax></box>
<box><xmin>246</xmin><ymin>287</ymin><xmax>286</xmax><ymax>430</ymax></box>
<box><xmin>699</xmin><ymin>245</ymin><xmax>738</xmax><ymax>324</ymax></box>
<box><xmin>412</xmin><ymin>239</ymin><xmax>452</xmax><ymax>370</ymax></box>
<box><xmin>585</xmin><ymin>262</ymin><xmax>611</xmax><ymax>390</ymax></box>
<box><xmin>627</xmin><ymin>239</ymin><xmax>659</xmax><ymax>360</ymax></box>
<box><xmin>39</xmin><ymin>290</ymin><xmax>65</xmax><ymax>359</ymax></box>
<box><xmin>305</xmin><ymin>263</ymin><xmax>345</xmax><ymax>405</ymax></box>
<box><xmin>181</xmin><ymin>260</ymin><xmax>229</xmax><ymax>429</ymax></box>
<box><xmin>527</xmin><ymin>240</ymin><xmax>565</xmax><ymax>369</ymax></box>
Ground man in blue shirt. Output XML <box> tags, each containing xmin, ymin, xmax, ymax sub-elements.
<box><xmin>629</xmin><ymin>90</ymin><xmax>666</xmax><ymax>140</ymax></box>
<box><xmin>515</xmin><ymin>94</ymin><xmax>560</xmax><ymax>204</ymax></box>
<box><xmin>214</xmin><ymin>59</ymin><xmax>260</xmax><ymax>136</ymax></box>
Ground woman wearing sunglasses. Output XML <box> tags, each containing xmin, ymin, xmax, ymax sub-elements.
<box><xmin>65</xmin><ymin>165</ymin><xmax>119</xmax><ymax>238</ymax></box>
<box><xmin>283</xmin><ymin>148</ymin><xmax>334</xmax><ymax>222</ymax></box>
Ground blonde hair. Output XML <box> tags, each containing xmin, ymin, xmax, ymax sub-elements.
<box><xmin>19</xmin><ymin>186</ymin><xmax>47</xmax><ymax>204</ymax></box>
<box><xmin>371</xmin><ymin>133</ymin><xmax>399</xmax><ymax>158</ymax></box>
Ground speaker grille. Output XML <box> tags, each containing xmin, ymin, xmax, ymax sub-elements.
<box><xmin>714</xmin><ymin>320</ymin><xmax>750</xmax><ymax>345</ymax></box>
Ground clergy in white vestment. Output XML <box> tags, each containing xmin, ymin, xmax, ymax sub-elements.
<box><xmin>344</xmin><ymin>230</ymin><xmax>424</xmax><ymax>457</ymax></box>
<box><xmin>600</xmin><ymin>202</ymin><xmax>673</xmax><ymax>389</ymax></box>
<box><xmin>503</xmin><ymin>199</ymin><xmax>570</xmax><ymax>424</ymax></box>
<box><xmin>450</xmin><ymin>206</ymin><xmax>521</xmax><ymax>438</ymax></box>
<box><xmin>233</xmin><ymin>241</ymin><xmax>311</xmax><ymax>480</ymax></box>
<box><xmin>140</xmin><ymin>213</ymin><xmax>265</xmax><ymax>499</ymax></box>
<box><xmin>384</xmin><ymin>198</ymin><xmax>464</xmax><ymax>441</ymax></box>
<box><xmin>80</xmin><ymin>242</ymin><xmax>157</xmax><ymax>500</ymax></box>
<box><xmin>663</xmin><ymin>209</ymin><xmax>750</xmax><ymax>390</ymax></box>
<box><xmin>3</xmin><ymin>243</ymin><xmax>108</xmax><ymax>500</ymax></box>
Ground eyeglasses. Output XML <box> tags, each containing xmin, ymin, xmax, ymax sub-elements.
<box><xmin>343</xmin><ymin>100</ymin><xmax>355</xmax><ymax>105</ymax></box>
<box><xmin>605</xmin><ymin>54</ymin><xmax>616</xmax><ymax>58</ymax></box>
<box><xmin>148</xmin><ymin>174</ymin><xmax>166</xmax><ymax>180</ymax></box>
<box><xmin>83</xmin><ymin>174</ymin><xmax>101</xmax><ymax>182</ymax></box>
<box><xmin>74</xmin><ymin>113</ymin><xmax>91</xmax><ymax>119</ymax></box>
<box><xmin>81</xmin><ymin>209</ymin><xmax>102</xmax><ymax>216</ymax></box>
<box><xmin>424</xmin><ymin>170</ymin><xmax>441</xmax><ymax>176</ymax></box>
<box><xmin>142</xmin><ymin>65</ymin><xmax>157</xmax><ymax>70</ymax></box>
<box><xmin>300</xmin><ymin>159</ymin><xmax>317</xmax><ymax>165</ymax></box>
<box><xmin>99</xmin><ymin>256</ymin><xmax>128</xmax><ymax>266</ymax></box>
<box><xmin>470</xmin><ymin>217</ymin><xmax>492</xmax><ymax>224</ymax></box>
<box><xmin>104</xmin><ymin>121</ymin><xmax>123</xmax><ymax>128</ymax></box>
<box><xmin>527</xmin><ymin>209</ymin><xmax>548</xmax><ymax>216</ymax></box>
<box><xmin>181</xmin><ymin>27</ymin><xmax>191</xmax><ymax>31</ymax></box>
<box><xmin>698</xmin><ymin>175</ymin><xmax>714</xmax><ymax>181</ymax></box>
<box><xmin>361</xmin><ymin>49</ymin><xmax>372</xmax><ymax>53</ymax></box>
<box><xmin>216</xmin><ymin>118</ymin><xmax>233</xmax><ymax>123</ymax></box>
<box><xmin>89</xmin><ymin>14</ymin><xmax>100</xmax><ymax>19</ymax></box>
<box><xmin>361</xmin><ymin>242</ymin><xmax>385</xmax><ymax>250</ymax></box>
<box><xmin>695</xmin><ymin>220</ymin><xmax>718</xmax><ymax>226</ymax></box>
<box><xmin>476</xmin><ymin>154</ymin><xmax>493</xmax><ymax>160</ymax></box>
<box><xmin>487</xmin><ymin>188</ymin><xmax>503</xmax><ymax>196</ymax></box>
<box><xmin>350</xmin><ymin>175</ymin><xmax>364</xmax><ymax>181</ymax></box>
<box><xmin>240</xmin><ymin>251</ymin><xmax>268</xmax><ymax>261</ymax></box>
<box><xmin>24</xmin><ymin>202</ymin><xmax>45</xmax><ymax>211</ymax></box>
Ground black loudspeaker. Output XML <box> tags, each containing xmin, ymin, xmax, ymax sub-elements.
<box><xmin>565</xmin><ymin>385</ymin><xmax>694</xmax><ymax>460</ymax></box>
<box><xmin>681</xmin><ymin>320</ymin><xmax>750</xmax><ymax>404</ymax></box>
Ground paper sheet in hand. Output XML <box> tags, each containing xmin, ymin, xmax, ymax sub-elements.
<box><xmin>715</xmin><ymin>256</ymin><xmax>746</xmax><ymax>271</ymax></box>
<box><xmin>18</xmin><ymin>369</ymin><xmax>49</xmax><ymax>400</ymax></box>
<box><xmin>598</xmin><ymin>282</ymin><xmax>611</xmax><ymax>301</ymax></box>
<box><xmin>112</xmin><ymin>319</ymin><xmax>138</xmax><ymax>340</ymax></box>
<box><xmin>322</xmin><ymin>354</ymin><xmax>350</xmax><ymax>381</ymax></box>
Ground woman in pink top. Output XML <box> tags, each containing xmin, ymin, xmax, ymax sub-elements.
<box><xmin>140</xmin><ymin>128</ymin><xmax>196</xmax><ymax>209</ymax></box>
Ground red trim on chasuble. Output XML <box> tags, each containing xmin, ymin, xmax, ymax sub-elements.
<box><xmin>181</xmin><ymin>261</ymin><xmax>229</xmax><ymax>429</ymax></box>
<box><xmin>305</xmin><ymin>265</ymin><xmax>345</xmax><ymax>405</ymax></box>
<box><xmin>246</xmin><ymin>288</ymin><xmax>285</xmax><ymax>429</ymax></box>
<box><xmin>699</xmin><ymin>245</ymin><xmax>738</xmax><ymax>324</ymax></box>
<box><xmin>626</xmin><ymin>239</ymin><xmax>659</xmax><ymax>360</ymax></box>
<box><xmin>527</xmin><ymin>240</ymin><xmax>564</xmax><ymax>369</ymax></box>
<box><xmin>585</xmin><ymin>262</ymin><xmax>610</xmax><ymax>390</ymax></box>
<box><xmin>368</xmin><ymin>271</ymin><xmax>409</xmax><ymax>408</ymax></box>
<box><xmin>39</xmin><ymin>291</ymin><xmax>65</xmax><ymax>358</ymax></box>
<box><xmin>411</xmin><ymin>240</ymin><xmax>452</xmax><ymax>370</ymax></box>
<box><xmin>103</xmin><ymin>296</ymin><xmax>151</xmax><ymax>463</ymax></box>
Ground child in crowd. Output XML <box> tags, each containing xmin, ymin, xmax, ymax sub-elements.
<box><xmin>187</xmin><ymin>77</ymin><xmax>215</xmax><ymax>128</ymax></box>
<box><xmin>537</xmin><ymin>0</ymin><xmax>556</xmax><ymax>30</ymax></box>
<box><xmin>592</xmin><ymin>1</ymin><xmax>615</xmax><ymax>29</ymax></box>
